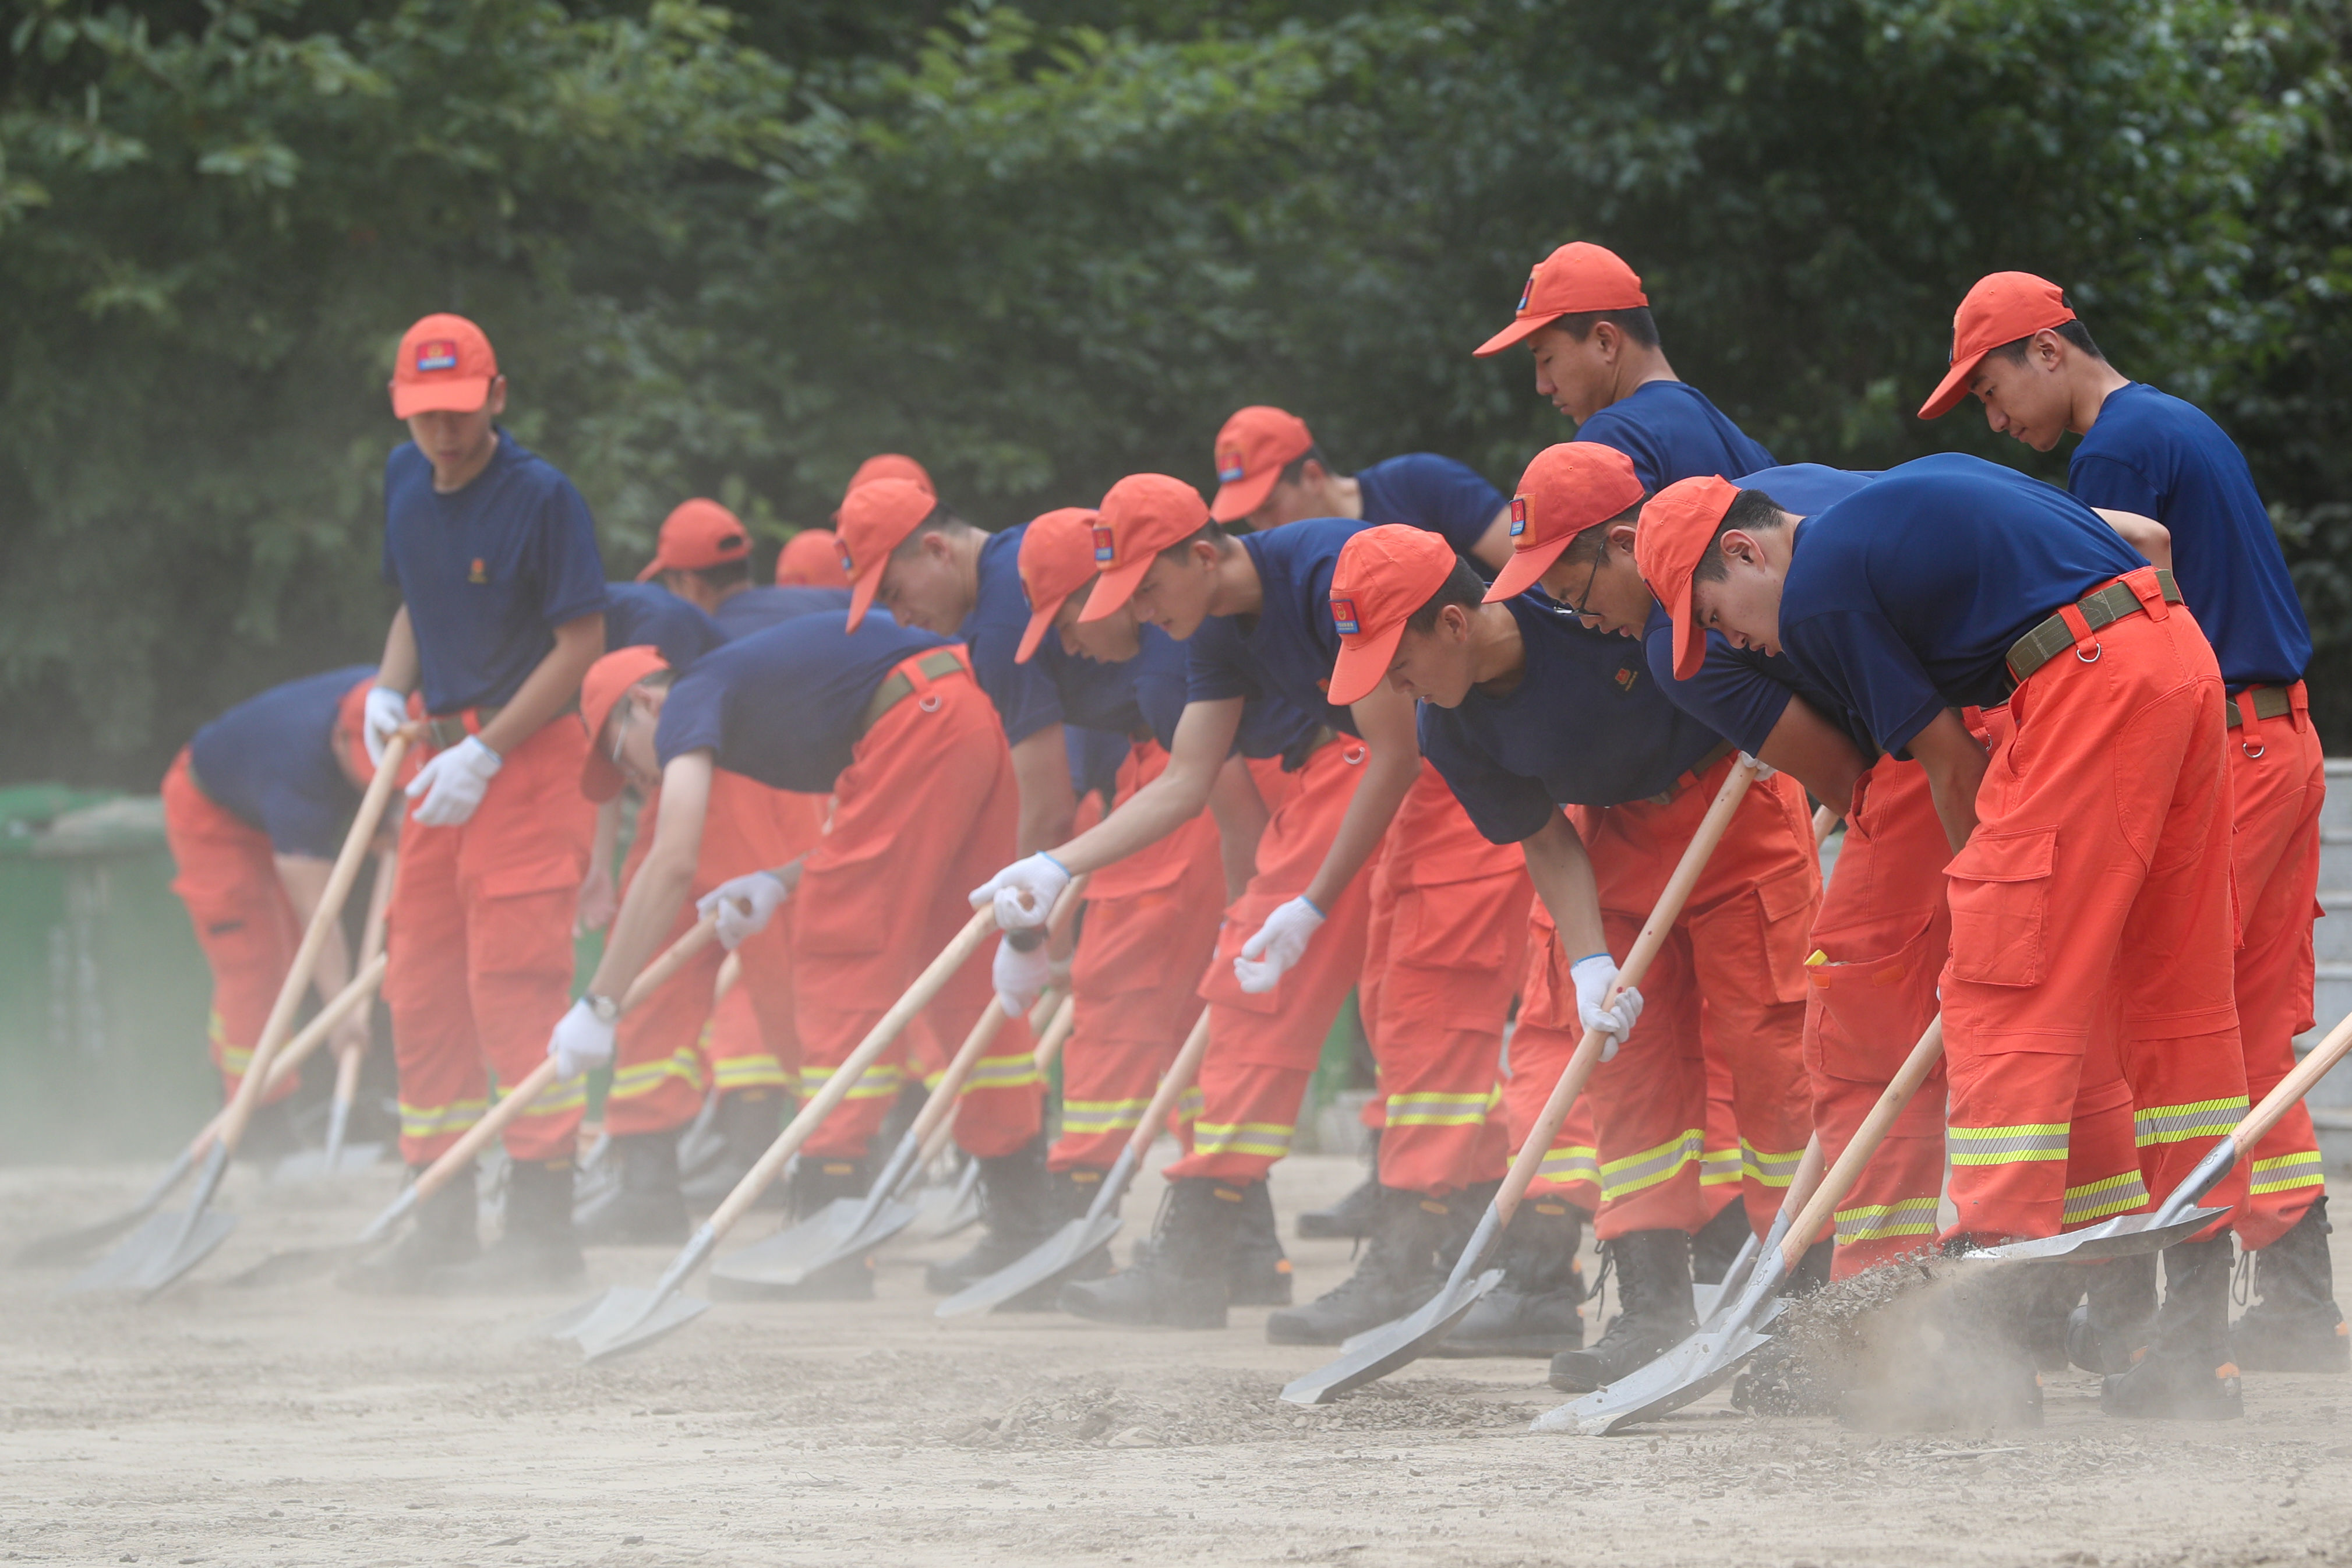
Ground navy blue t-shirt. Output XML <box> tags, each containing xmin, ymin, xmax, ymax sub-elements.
<box><xmin>1645</xmin><ymin>465</ymin><xmax>1881</xmax><ymax>755</ymax></box>
<box><xmin>1357</xmin><ymin>454</ymin><xmax>1506</xmax><ymax>562</ymax></box>
<box><xmin>1132</xmin><ymin>623</ymin><xmax>1322</xmax><ymax>762</ymax></box>
<box><xmin>1574</xmin><ymin>381</ymin><xmax>1778</xmax><ymax>492</ymax></box>
<box><xmin>2069</xmin><ymin>383</ymin><xmax>2309</xmax><ymax>690</ymax></box>
<box><xmin>381</xmin><ymin>432</ymin><xmax>606</xmax><ymax>714</ymax></box>
<box><xmin>1186</xmin><ymin>518</ymin><xmax>1368</xmax><ymax>736</ymax></box>
<box><xmin>188</xmin><ymin>666</ymin><xmax>375</xmax><ymax>858</ymax></box>
<box><xmin>654</xmin><ymin>610</ymin><xmax>952</xmax><ymax>794</ymax></box>
<box><xmin>966</xmin><ymin>525</ymin><xmax>1144</xmax><ymax>746</ymax></box>
<box><xmin>1420</xmin><ymin>597</ymin><xmax>1724</xmax><ymax>844</ymax></box>
<box><xmin>1065</xmin><ymin>726</ymin><xmax>1130</xmax><ymax>804</ymax></box>
<box><xmin>713</xmin><ymin>585</ymin><xmax>852</xmax><ymax>641</ymax></box>
<box><xmin>602</xmin><ymin>583</ymin><xmax>725</xmax><ymax>670</ymax></box>
<box><xmin>1779</xmin><ymin>454</ymin><xmax>2148</xmax><ymax>756</ymax></box>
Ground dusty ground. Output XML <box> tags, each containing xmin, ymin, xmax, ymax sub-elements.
<box><xmin>3</xmin><ymin>1155</ymin><xmax>2350</xmax><ymax>1568</ymax></box>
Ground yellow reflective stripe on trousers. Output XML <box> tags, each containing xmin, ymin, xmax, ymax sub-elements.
<box><xmin>711</xmin><ymin>1054</ymin><xmax>789</xmax><ymax>1090</ymax></box>
<box><xmin>1538</xmin><ymin>1143</ymin><xmax>1600</xmax><ymax>1188</ymax></box>
<box><xmin>1947</xmin><ymin>1122</ymin><xmax>2069</xmax><ymax>1165</ymax></box>
<box><xmin>1600</xmin><ymin>1129</ymin><xmax>1703</xmax><ymax>1202</ymax></box>
<box><xmin>1699</xmin><ymin>1145</ymin><xmax>1743</xmax><ymax>1188</ymax></box>
<box><xmin>1191</xmin><ymin>1120</ymin><xmax>1293</xmax><ymax>1159</ymax></box>
<box><xmin>1385</xmin><ymin>1091</ymin><xmax>1492</xmax><ymax>1128</ymax></box>
<box><xmin>800</xmin><ymin>1061</ymin><xmax>903</xmax><ymax>1101</ymax></box>
<box><xmin>1834</xmin><ymin>1195</ymin><xmax>1940</xmax><ymax>1246</ymax></box>
<box><xmin>1740</xmin><ymin>1140</ymin><xmax>1806</xmax><ymax>1189</ymax></box>
<box><xmin>1177</xmin><ymin>1086</ymin><xmax>1205</xmax><ymax>1120</ymax></box>
<box><xmin>2133</xmin><ymin>1096</ymin><xmax>2250</xmax><ymax>1148</ymax></box>
<box><xmin>1060</xmin><ymin>1096</ymin><xmax>1150</xmax><ymax>1136</ymax></box>
<box><xmin>606</xmin><ymin>1044</ymin><xmax>707</xmax><ymax>1104</ymax></box>
<box><xmin>516</xmin><ymin>1075</ymin><xmax>587</xmax><ymax>1118</ymax></box>
<box><xmin>399</xmin><ymin>1096</ymin><xmax>489</xmax><ymax>1140</ymax></box>
<box><xmin>966</xmin><ymin>1052</ymin><xmax>1041</xmax><ymax>1092</ymax></box>
<box><xmin>2061</xmin><ymin>1168</ymin><xmax>2149</xmax><ymax>1226</ymax></box>
<box><xmin>2249</xmin><ymin>1149</ymin><xmax>2326</xmax><ymax>1195</ymax></box>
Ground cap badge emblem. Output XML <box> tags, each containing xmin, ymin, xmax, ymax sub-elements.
<box><xmin>1330</xmin><ymin>595</ymin><xmax>1361</xmax><ymax>637</ymax></box>
<box><xmin>416</xmin><ymin>340</ymin><xmax>459</xmax><ymax>373</ymax></box>
<box><xmin>1509</xmin><ymin>496</ymin><xmax>1528</xmax><ymax>537</ymax></box>
<box><xmin>1216</xmin><ymin>451</ymin><xmax>1246</xmax><ymax>485</ymax></box>
<box><xmin>1516</xmin><ymin>271</ymin><xmax>1536</xmax><ymax>314</ymax></box>
<box><xmin>1091</xmin><ymin>525</ymin><xmax>1116</xmax><ymax>564</ymax></box>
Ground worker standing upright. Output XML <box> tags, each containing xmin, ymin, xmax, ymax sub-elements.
<box><xmin>349</xmin><ymin>314</ymin><xmax>607</xmax><ymax>1294</ymax></box>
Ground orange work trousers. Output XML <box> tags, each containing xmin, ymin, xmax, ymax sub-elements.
<box><xmin>1357</xmin><ymin>764</ymin><xmax>1528</xmax><ymax>1196</ymax></box>
<box><xmin>788</xmin><ymin>654</ymin><xmax>1040</xmax><ymax>1161</ymax></box>
<box><xmin>2224</xmin><ymin>686</ymin><xmax>2326</xmax><ymax>1249</ymax></box>
<box><xmin>161</xmin><ymin>748</ymin><xmax>305</xmax><ymax>1107</ymax></box>
<box><xmin>1164</xmin><ymin>737</ymin><xmax>1378</xmax><ymax>1185</ymax></box>
<box><xmin>1541</xmin><ymin>757</ymin><xmax>1819</xmax><ymax>1243</ymax></box>
<box><xmin>1051</xmin><ymin>740</ymin><xmax>1227</xmax><ymax>1171</ymax></box>
<box><xmin>1941</xmin><ymin>571</ymin><xmax>2249</xmax><ymax>1244</ymax></box>
<box><xmin>1698</xmin><ymin>1051</ymin><xmax>1744</xmax><ymax>1221</ymax></box>
<box><xmin>603</xmin><ymin>773</ymin><xmax>820</xmax><ymax>1137</ymax></box>
<box><xmin>1500</xmin><ymin>1013</ymin><xmax>1604</xmax><ymax>1212</ymax></box>
<box><xmin>384</xmin><ymin>716</ymin><xmax>596</xmax><ymax>1165</ymax></box>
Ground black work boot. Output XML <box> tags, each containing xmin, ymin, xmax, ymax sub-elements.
<box><xmin>2068</xmin><ymin>1253</ymin><xmax>2158</xmax><ymax>1374</ymax></box>
<box><xmin>429</xmin><ymin>1158</ymin><xmax>584</xmax><ymax>1293</ymax></box>
<box><xmin>924</xmin><ymin>1137</ymin><xmax>1057</xmax><ymax>1301</ymax></box>
<box><xmin>236</xmin><ymin>1096</ymin><xmax>304</xmax><ymax>1166</ymax></box>
<box><xmin>2103</xmin><ymin>1235</ymin><xmax>2244</xmax><ymax>1419</ymax></box>
<box><xmin>575</xmin><ymin>1128</ymin><xmax>690</xmax><ymax>1246</ymax></box>
<box><xmin>1298</xmin><ymin>1130</ymin><xmax>1380</xmax><ymax>1240</ymax></box>
<box><xmin>1228</xmin><ymin>1177</ymin><xmax>1295</xmax><ymax>1305</ymax></box>
<box><xmin>1047</xmin><ymin>1165</ymin><xmax>1115</xmax><ymax>1283</ymax></box>
<box><xmin>1265</xmin><ymin>1186</ymin><xmax>1455</xmax><ymax>1345</ymax></box>
<box><xmin>682</xmin><ymin>1089</ymin><xmax>789</xmax><ymax>1209</ymax></box>
<box><xmin>1440</xmin><ymin>1196</ymin><xmax>1589</xmax><ymax>1357</ymax></box>
<box><xmin>1059</xmin><ymin>1178</ymin><xmax>1241</xmax><ymax>1329</ymax></box>
<box><xmin>1690</xmin><ymin>1197</ymin><xmax>1751</xmax><ymax>1286</ymax></box>
<box><xmin>340</xmin><ymin>1162</ymin><xmax>479</xmax><ymax>1294</ymax></box>
<box><xmin>1786</xmin><ymin>1238</ymin><xmax>1834</xmax><ymax>1297</ymax></box>
<box><xmin>2232</xmin><ymin>1196</ymin><xmax>2350</xmax><ymax>1372</ymax></box>
<box><xmin>1547</xmin><ymin>1230</ymin><xmax>1698</xmax><ymax>1392</ymax></box>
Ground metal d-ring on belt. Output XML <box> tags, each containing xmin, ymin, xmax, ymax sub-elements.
<box><xmin>2003</xmin><ymin>568</ymin><xmax>2183</xmax><ymax>688</ymax></box>
<box><xmin>855</xmin><ymin>649</ymin><xmax>970</xmax><ymax>740</ymax></box>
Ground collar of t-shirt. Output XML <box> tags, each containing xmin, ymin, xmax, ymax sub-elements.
<box><xmin>1572</xmin><ymin>380</ymin><xmax>1779</xmax><ymax>492</ymax></box>
<box><xmin>1181</xmin><ymin>517</ymin><xmax>1370</xmax><ymax>736</ymax></box>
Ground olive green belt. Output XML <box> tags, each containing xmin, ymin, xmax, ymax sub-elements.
<box><xmin>2004</xmin><ymin>568</ymin><xmax>2182</xmax><ymax>688</ymax></box>
<box><xmin>856</xmin><ymin>650</ymin><xmax>970</xmax><ymax>740</ymax></box>
<box><xmin>2224</xmin><ymin>684</ymin><xmax>2294</xmax><ymax>729</ymax></box>
<box><xmin>425</xmin><ymin>707</ymin><xmax>501</xmax><ymax>751</ymax></box>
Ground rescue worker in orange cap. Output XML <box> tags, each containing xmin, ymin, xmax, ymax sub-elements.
<box><xmin>778</xmin><ymin>528</ymin><xmax>851</xmax><ymax>588</ymax></box>
<box><xmin>162</xmin><ymin>668</ymin><xmax>385</xmax><ymax>1160</ymax></box>
<box><xmin>351</xmin><ymin>315</ymin><xmax>606</xmax><ymax>1294</ymax></box>
<box><xmin>1345</xmin><ymin>443</ymin><xmax>1819</xmax><ymax>1383</ymax></box>
<box><xmin>1206</xmin><ymin>406</ymin><xmax>1535</xmax><ymax>1251</ymax></box>
<box><xmin>1924</xmin><ymin>272</ymin><xmax>2342</xmax><ymax>1375</ymax></box>
<box><xmin>1659</xmin><ymin>452</ymin><xmax>2252</xmax><ymax>1419</ymax></box>
<box><xmin>553</xmin><ymin>607</ymin><xmax>1036</xmax><ymax>1296</ymax></box>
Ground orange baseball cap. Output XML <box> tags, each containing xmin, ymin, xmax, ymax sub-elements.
<box><xmin>1015</xmin><ymin>507</ymin><xmax>1104</xmax><ymax>663</ymax></box>
<box><xmin>390</xmin><ymin>313</ymin><xmax>497</xmax><ymax>419</ymax></box>
<box><xmin>578</xmin><ymin>645</ymin><xmax>669</xmax><ymax>803</ymax></box>
<box><xmin>1474</xmin><ymin>242</ymin><xmax>1649</xmax><ymax>358</ymax></box>
<box><xmin>1633</xmin><ymin>475</ymin><xmax>1741</xmax><ymax>681</ymax></box>
<box><xmin>837</xmin><ymin>477</ymin><xmax>937</xmax><ymax>631</ymax></box>
<box><xmin>776</xmin><ymin>528</ymin><xmax>849</xmax><ymax>587</ymax></box>
<box><xmin>1326</xmin><ymin>526</ymin><xmax>1456</xmax><ymax>707</ymax></box>
<box><xmin>637</xmin><ymin>498</ymin><xmax>749</xmax><ymax>582</ymax></box>
<box><xmin>1081</xmin><ymin>474</ymin><xmax>1212</xmax><ymax>623</ymax></box>
<box><xmin>1209</xmin><ymin>406</ymin><xmax>1316</xmax><ymax>523</ymax></box>
<box><xmin>1484</xmin><ymin>443</ymin><xmax>1647</xmax><ymax>603</ymax></box>
<box><xmin>834</xmin><ymin>453</ymin><xmax>934</xmax><ymax>521</ymax></box>
<box><xmin>1917</xmin><ymin>271</ymin><xmax>2075</xmax><ymax>419</ymax></box>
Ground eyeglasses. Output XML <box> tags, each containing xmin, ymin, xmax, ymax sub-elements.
<box><xmin>1566</xmin><ymin>553</ymin><xmax>1604</xmax><ymax>621</ymax></box>
<box><xmin>609</xmin><ymin>703</ymin><xmax>631</xmax><ymax>771</ymax></box>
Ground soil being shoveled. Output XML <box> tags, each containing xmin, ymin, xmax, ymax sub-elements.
<box><xmin>4</xmin><ymin>1156</ymin><xmax>2350</xmax><ymax>1566</ymax></box>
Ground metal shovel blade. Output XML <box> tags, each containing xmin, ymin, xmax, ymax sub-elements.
<box><xmin>1280</xmin><ymin>1268</ymin><xmax>1505</xmax><ymax>1406</ymax></box>
<box><xmin>1949</xmin><ymin>1204</ymin><xmax>2231</xmax><ymax>1266</ymax></box>
<box><xmin>540</xmin><ymin>1287</ymin><xmax>711</xmax><ymax>1362</ymax></box>
<box><xmin>224</xmin><ymin>1239</ymin><xmax>359</xmax><ymax>1290</ymax></box>
<box><xmin>935</xmin><ymin>1212</ymin><xmax>1124</xmax><ymax>1319</ymax></box>
<box><xmin>15</xmin><ymin>1150</ymin><xmax>197</xmax><ymax>1267</ymax></box>
<box><xmin>272</xmin><ymin>1142</ymin><xmax>387</xmax><ymax>1184</ymax></box>
<box><xmin>917</xmin><ymin>1163</ymin><xmax>983</xmax><ymax>1239</ymax></box>
<box><xmin>711</xmin><ymin>1196</ymin><xmax>917</xmax><ymax>1292</ymax></box>
<box><xmin>59</xmin><ymin>1206</ymin><xmax>238</xmax><ymax>1297</ymax></box>
<box><xmin>1534</xmin><ymin>1321</ymin><xmax>1779</xmax><ymax>1436</ymax></box>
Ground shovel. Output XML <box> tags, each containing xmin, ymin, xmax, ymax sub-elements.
<box><xmin>1687</xmin><ymin>1137</ymin><xmax>1825</xmax><ymax>1327</ymax></box>
<box><xmin>937</xmin><ymin>994</ymin><xmax>1203</xmax><ymax>1318</ymax></box>
<box><xmin>275</xmin><ymin>847</ymin><xmax>397</xmax><ymax>1184</ymax></box>
<box><xmin>1535</xmin><ymin>1014</ymin><xmax>1945</xmax><ymax>1435</ymax></box>
<box><xmin>542</xmin><ymin>905</ymin><xmax>998</xmax><ymax>1361</ymax></box>
<box><xmin>918</xmin><ymin>1149</ymin><xmax>983</xmax><ymax>1238</ymax></box>
<box><xmin>59</xmin><ymin>732</ymin><xmax>416</xmax><ymax>1297</ymax></box>
<box><xmin>227</xmin><ymin>917</ymin><xmax>717</xmax><ymax>1288</ymax></box>
<box><xmin>1283</xmin><ymin>758</ymin><xmax>1764</xmax><ymax>1404</ymax></box>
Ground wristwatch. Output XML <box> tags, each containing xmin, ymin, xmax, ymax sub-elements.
<box><xmin>584</xmin><ymin>993</ymin><xmax>620</xmax><ymax>1026</ymax></box>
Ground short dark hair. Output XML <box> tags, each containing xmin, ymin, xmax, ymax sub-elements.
<box><xmin>1543</xmin><ymin>308</ymin><xmax>1661</xmax><ymax>350</ymax></box>
<box><xmin>1555</xmin><ymin>496</ymin><xmax>1648</xmax><ymax>568</ymax></box>
<box><xmin>1279</xmin><ymin>444</ymin><xmax>1330</xmax><ymax>487</ymax></box>
<box><xmin>686</xmin><ymin>559</ymin><xmax>751</xmax><ymax>591</ymax></box>
<box><xmin>1691</xmin><ymin>490</ymin><xmax>1789</xmax><ymax>585</ymax></box>
<box><xmin>1405</xmin><ymin>557</ymin><xmax>1489</xmax><ymax>633</ymax></box>
<box><xmin>888</xmin><ymin>503</ymin><xmax>974</xmax><ymax>560</ymax></box>
<box><xmin>1155</xmin><ymin>521</ymin><xmax>1230</xmax><ymax>565</ymax></box>
<box><xmin>1990</xmin><ymin>302</ymin><xmax>2103</xmax><ymax>365</ymax></box>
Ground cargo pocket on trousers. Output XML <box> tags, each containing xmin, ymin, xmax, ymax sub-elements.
<box><xmin>1809</xmin><ymin>912</ymin><xmax>1941</xmax><ymax>1078</ymax></box>
<box><xmin>1754</xmin><ymin>863</ymin><xmax>1822</xmax><ymax>1004</ymax></box>
<box><xmin>1945</xmin><ymin>826</ymin><xmax>2056</xmax><ymax>988</ymax></box>
<box><xmin>474</xmin><ymin>857</ymin><xmax>586</xmax><ymax>978</ymax></box>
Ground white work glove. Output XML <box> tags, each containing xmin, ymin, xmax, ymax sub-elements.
<box><xmin>969</xmin><ymin>852</ymin><xmax>1072</xmax><ymax>933</ymax></box>
<box><xmin>404</xmin><ymin>735</ymin><xmax>502</xmax><ymax>827</ymax></box>
<box><xmin>697</xmin><ymin>870</ymin><xmax>789</xmax><ymax>950</ymax></box>
<box><xmin>1570</xmin><ymin>952</ymin><xmax>1644</xmax><ymax>1062</ymax></box>
<box><xmin>1235</xmin><ymin>895</ymin><xmax>1325</xmax><ymax>994</ymax></box>
<box><xmin>992</xmin><ymin>937</ymin><xmax>1054</xmax><ymax>1019</ymax></box>
<box><xmin>548</xmin><ymin>998</ymin><xmax>616</xmax><ymax>1080</ymax></box>
<box><xmin>1739</xmin><ymin>750</ymin><xmax>1777</xmax><ymax>782</ymax></box>
<box><xmin>362</xmin><ymin>686</ymin><xmax>408</xmax><ymax>768</ymax></box>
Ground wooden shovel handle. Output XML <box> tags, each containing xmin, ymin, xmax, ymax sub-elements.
<box><xmin>1113</xmin><ymin>1000</ymin><xmax>1214</xmax><ymax>1170</ymax></box>
<box><xmin>903</xmin><ymin>1000</ymin><xmax>1011</xmax><ymax>1151</ymax></box>
<box><xmin>1812</xmin><ymin>803</ymin><xmax>1841</xmax><ymax>844</ymax></box>
<box><xmin>404</xmin><ymin>915</ymin><xmax>719</xmax><ymax>1204</ymax></box>
<box><xmin>1777</xmin><ymin>1015</ymin><xmax>1944</xmax><ymax>1271</ymax></box>
<box><xmin>1030</xmin><ymin>991</ymin><xmax>1079</xmax><ymax>1073</ymax></box>
<box><xmin>702</xmin><ymin>905</ymin><xmax>997</xmax><ymax>1239</ymax></box>
<box><xmin>2234</xmin><ymin>1007</ymin><xmax>2352</xmax><ymax>1152</ymax></box>
<box><xmin>1492</xmin><ymin>759</ymin><xmax>1761</xmax><ymax>1232</ymax></box>
<box><xmin>190</xmin><ymin>952</ymin><xmax>389</xmax><ymax>1156</ymax></box>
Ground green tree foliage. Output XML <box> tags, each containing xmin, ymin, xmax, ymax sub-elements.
<box><xmin>2</xmin><ymin>0</ymin><xmax>2347</xmax><ymax>783</ymax></box>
